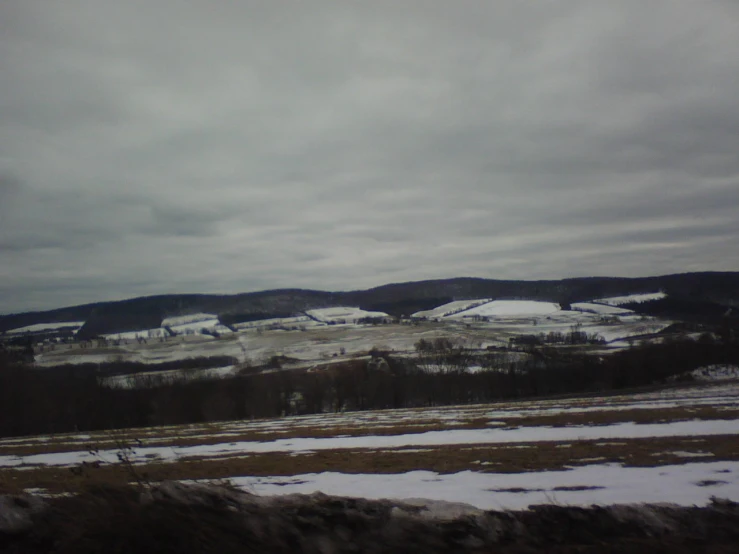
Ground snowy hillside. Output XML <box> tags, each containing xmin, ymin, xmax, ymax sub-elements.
<box><xmin>98</xmin><ymin>313</ymin><xmax>232</xmax><ymax>340</ymax></box>
<box><xmin>593</xmin><ymin>292</ymin><xmax>666</xmax><ymax>306</ymax></box>
<box><xmin>159</xmin><ymin>313</ymin><xmax>231</xmax><ymax>336</ymax></box>
<box><xmin>170</xmin><ymin>321</ymin><xmax>232</xmax><ymax>336</ymax></box>
<box><xmin>232</xmin><ymin>316</ymin><xmax>312</xmax><ymax>331</ymax></box>
<box><xmin>570</xmin><ymin>302</ymin><xmax>634</xmax><ymax>315</ymax></box>
<box><xmin>162</xmin><ymin>313</ymin><xmax>219</xmax><ymax>327</ymax></box>
<box><xmin>102</xmin><ymin>328</ymin><xmax>169</xmax><ymax>340</ymax></box>
<box><xmin>4</xmin><ymin>321</ymin><xmax>85</xmax><ymax>335</ymax></box>
<box><xmin>306</xmin><ymin>307</ymin><xmax>389</xmax><ymax>324</ymax></box>
<box><xmin>450</xmin><ymin>300</ymin><xmax>561</xmax><ymax>318</ymax></box>
<box><xmin>412</xmin><ymin>299</ymin><xmax>492</xmax><ymax>320</ymax></box>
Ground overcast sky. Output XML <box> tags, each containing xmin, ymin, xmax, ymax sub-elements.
<box><xmin>1</xmin><ymin>1</ymin><xmax>738</xmax><ymax>313</ymax></box>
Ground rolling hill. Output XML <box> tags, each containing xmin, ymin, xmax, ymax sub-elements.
<box><xmin>1</xmin><ymin>272</ymin><xmax>738</xmax><ymax>339</ymax></box>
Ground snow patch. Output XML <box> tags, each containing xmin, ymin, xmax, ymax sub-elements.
<box><xmin>450</xmin><ymin>300</ymin><xmax>561</xmax><ymax>318</ymax></box>
<box><xmin>306</xmin><ymin>307</ymin><xmax>389</xmax><ymax>324</ymax></box>
<box><xmin>661</xmin><ymin>451</ymin><xmax>715</xmax><ymax>458</ymax></box>
<box><xmin>162</xmin><ymin>313</ymin><xmax>219</xmax><ymax>327</ymax></box>
<box><xmin>570</xmin><ymin>303</ymin><xmax>633</xmax><ymax>315</ymax></box>
<box><xmin>690</xmin><ymin>365</ymin><xmax>739</xmax><ymax>382</ymax></box>
<box><xmin>168</xmin><ymin>320</ymin><xmax>232</xmax><ymax>336</ymax></box>
<box><xmin>593</xmin><ymin>292</ymin><xmax>666</xmax><ymax>306</ymax></box>
<box><xmin>239</xmin><ymin>461</ymin><xmax>739</xmax><ymax>510</ymax></box>
<box><xmin>4</xmin><ymin>419</ymin><xmax>738</xmax><ymax>469</ymax></box>
<box><xmin>102</xmin><ymin>328</ymin><xmax>168</xmax><ymax>340</ymax></box>
<box><xmin>412</xmin><ymin>299</ymin><xmax>492</xmax><ymax>320</ymax></box>
<box><xmin>4</xmin><ymin>322</ymin><xmax>85</xmax><ymax>335</ymax></box>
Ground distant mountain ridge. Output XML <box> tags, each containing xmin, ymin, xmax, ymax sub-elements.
<box><xmin>2</xmin><ymin>272</ymin><xmax>738</xmax><ymax>338</ymax></box>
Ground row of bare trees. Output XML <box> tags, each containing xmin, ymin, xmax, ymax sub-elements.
<box><xmin>1</xmin><ymin>334</ymin><xmax>738</xmax><ymax>438</ymax></box>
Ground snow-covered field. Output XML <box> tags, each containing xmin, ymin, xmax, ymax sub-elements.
<box><xmin>243</xmin><ymin>462</ymin><xmax>739</xmax><ymax>510</ymax></box>
<box><xmin>99</xmin><ymin>314</ymin><xmax>233</xmax><ymax>340</ymax></box>
<box><xmin>3</xmin><ymin>321</ymin><xmax>85</xmax><ymax>335</ymax></box>
<box><xmin>306</xmin><ymin>307</ymin><xmax>389</xmax><ymax>324</ymax></box>
<box><xmin>169</xmin><ymin>320</ymin><xmax>232</xmax><ymax>336</ymax></box>
<box><xmin>593</xmin><ymin>292</ymin><xmax>666</xmax><ymax>306</ymax></box>
<box><xmin>450</xmin><ymin>300</ymin><xmax>562</xmax><ymax>319</ymax></box>
<box><xmin>412</xmin><ymin>299</ymin><xmax>492</xmax><ymax>320</ymax></box>
<box><xmin>161</xmin><ymin>313</ymin><xmax>218</xmax><ymax>327</ymax></box>
<box><xmin>32</xmin><ymin>305</ymin><xmax>672</xmax><ymax>370</ymax></box>
<box><xmin>102</xmin><ymin>328</ymin><xmax>169</xmax><ymax>340</ymax></box>
<box><xmin>161</xmin><ymin>312</ymin><xmax>232</xmax><ymax>336</ymax></box>
<box><xmin>413</xmin><ymin>299</ymin><xmax>561</xmax><ymax>320</ymax></box>
<box><xmin>2</xmin><ymin>419</ymin><xmax>736</xmax><ymax>469</ymax></box>
<box><xmin>570</xmin><ymin>302</ymin><xmax>634</xmax><ymax>315</ymax></box>
<box><xmin>6</xmin><ymin>296</ymin><xmax>736</xmax><ymax>508</ymax></box>
<box><xmin>1</xmin><ymin>382</ymin><xmax>738</xmax><ymax>508</ymax></box>
<box><xmin>10</xmin><ymin>293</ymin><xmax>675</xmax><ymax>375</ymax></box>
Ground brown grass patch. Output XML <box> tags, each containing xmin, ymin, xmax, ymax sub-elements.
<box><xmin>507</xmin><ymin>406</ymin><xmax>739</xmax><ymax>428</ymax></box>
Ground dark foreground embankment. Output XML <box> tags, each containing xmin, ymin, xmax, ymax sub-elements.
<box><xmin>2</xmin><ymin>482</ymin><xmax>738</xmax><ymax>553</ymax></box>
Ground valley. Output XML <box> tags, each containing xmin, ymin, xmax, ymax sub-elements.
<box><xmin>25</xmin><ymin>296</ymin><xmax>673</xmax><ymax>383</ymax></box>
<box><xmin>2</xmin><ymin>278</ymin><xmax>738</xmax><ymax>512</ymax></box>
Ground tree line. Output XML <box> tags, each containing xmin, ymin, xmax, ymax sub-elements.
<box><xmin>1</xmin><ymin>334</ymin><xmax>738</xmax><ymax>438</ymax></box>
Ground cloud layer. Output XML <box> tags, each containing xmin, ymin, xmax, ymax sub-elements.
<box><xmin>1</xmin><ymin>1</ymin><xmax>738</xmax><ymax>312</ymax></box>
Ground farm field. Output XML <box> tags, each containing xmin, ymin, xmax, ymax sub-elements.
<box><xmin>2</xmin><ymin>381</ymin><xmax>738</xmax><ymax>510</ymax></box>
<box><xmin>32</xmin><ymin>306</ymin><xmax>671</xmax><ymax>375</ymax></box>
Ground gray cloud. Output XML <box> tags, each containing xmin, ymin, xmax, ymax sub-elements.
<box><xmin>1</xmin><ymin>0</ymin><xmax>738</xmax><ymax>313</ymax></box>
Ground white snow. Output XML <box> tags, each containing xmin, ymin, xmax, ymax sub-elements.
<box><xmin>101</xmin><ymin>328</ymin><xmax>168</xmax><ymax>340</ymax></box>
<box><xmin>593</xmin><ymin>292</ymin><xmax>666</xmax><ymax>306</ymax></box>
<box><xmin>168</xmin><ymin>319</ymin><xmax>220</xmax><ymax>332</ymax></box>
<box><xmin>162</xmin><ymin>313</ymin><xmax>219</xmax><ymax>327</ymax></box>
<box><xmin>570</xmin><ymin>303</ymin><xmax>633</xmax><ymax>315</ymax></box>
<box><xmin>29</xmin><ymin>305</ymin><xmax>674</xmax><ymax>369</ymax></box>
<box><xmin>238</xmin><ymin>461</ymin><xmax>739</xmax><ymax>510</ymax></box>
<box><xmin>100</xmin><ymin>318</ymin><xmax>232</xmax><ymax>340</ymax></box>
<box><xmin>168</xmin><ymin>319</ymin><xmax>232</xmax><ymax>335</ymax></box>
<box><xmin>450</xmin><ymin>300</ymin><xmax>561</xmax><ymax>318</ymax></box>
<box><xmin>689</xmin><ymin>365</ymin><xmax>739</xmax><ymax>381</ymax></box>
<box><xmin>306</xmin><ymin>307</ymin><xmax>389</xmax><ymax>324</ymax></box>
<box><xmin>661</xmin><ymin>451</ymin><xmax>715</xmax><ymax>458</ymax></box>
<box><xmin>4</xmin><ymin>382</ymin><xmax>739</xmax><ymax>513</ymax></box>
<box><xmin>4</xmin><ymin>321</ymin><xmax>85</xmax><ymax>335</ymax></box>
<box><xmin>3</xmin><ymin>419</ymin><xmax>737</xmax><ymax>469</ymax></box>
<box><xmin>412</xmin><ymin>299</ymin><xmax>492</xmax><ymax>320</ymax></box>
